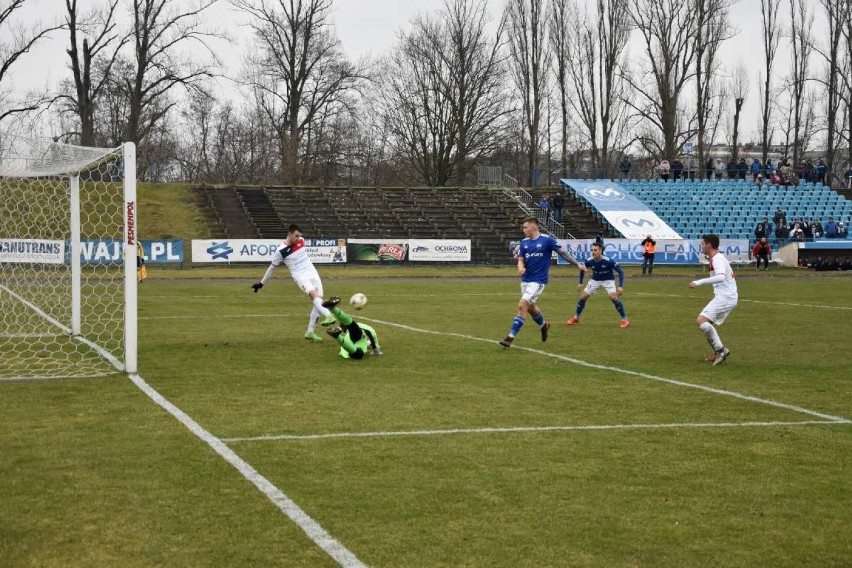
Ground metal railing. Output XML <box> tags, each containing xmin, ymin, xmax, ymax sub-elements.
<box><xmin>500</xmin><ymin>175</ymin><xmax>574</xmax><ymax>239</ymax></box>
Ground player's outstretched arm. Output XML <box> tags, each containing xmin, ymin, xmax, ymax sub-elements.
<box><xmin>253</xmin><ymin>264</ymin><xmax>277</xmax><ymax>292</ymax></box>
<box><xmin>517</xmin><ymin>255</ymin><xmax>526</xmax><ymax>276</ymax></box>
<box><xmin>557</xmin><ymin>248</ymin><xmax>587</xmax><ymax>271</ymax></box>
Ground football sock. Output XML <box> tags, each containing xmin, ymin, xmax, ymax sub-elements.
<box><xmin>331</xmin><ymin>306</ymin><xmax>353</xmax><ymax>326</ymax></box>
<box><xmin>307</xmin><ymin>307</ymin><xmax>320</xmax><ymax>333</ymax></box>
<box><xmin>613</xmin><ymin>299</ymin><xmax>627</xmax><ymax>319</ymax></box>
<box><xmin>699</xmin><ymin>321</ymin><xmax>723</xmax><ymax>351</ymax></box>
<box><xmin>509</xmin><ymin>315</ymin><xmax>525</xmax><ymax>337</ymax></box>
<box><xmin>575</xmin><ymin>299</ymin><xmax>587</xmax><ymax>317</ymax></box>
<box><xmin>313</xmin><ymin>297</ymin><xmax>332</xmax><ymax>318</ymax></box>
<box><xmin>531</xmin><ymin>312</ymin><xmax>545</xmax><ymax>326</ymax></box>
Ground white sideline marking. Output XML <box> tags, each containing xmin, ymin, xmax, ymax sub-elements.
<box><xmin>222</xmin><ymin>420</ymin><xmax>846</xmax><ymax>443</ymax></box>
<box><xmin>635</xmin><ymin>292</ymin><xmax>852</xmax><ymax>311</ymax></box>
<box><xmin>358</xmin><ymin>317</ymin><xmax>852</xmax><ymax>424</ymax></box>
<box><xmin>0</xmin><ymin>284</ymin><xmax>124</xmax><ymax>371</ymax></box>
<box><xmin>128</xmin><ymin>373</ymin><xmax>367</xmax><ymax>568</ymax></box>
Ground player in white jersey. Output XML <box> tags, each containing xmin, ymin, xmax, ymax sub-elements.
<box><xmin>251</xmin><ymin>224</ymin><xmax>335</xmax><ymax>342</ymax></box>
<box><xmin>689</xmin><ymin>233</ymin><xmax>738</xmax><ymax>365</ymax></box>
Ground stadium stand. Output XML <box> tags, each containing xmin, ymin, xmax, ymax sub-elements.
<box><xmin>196</xmin><ymin>186</ymin><xmax>610</xmax><ymax>264</ymax></box>
<box><xmin>567</xmin><ymin>178</ymin><xmax>852</xmax><ymax>241</ymax></box>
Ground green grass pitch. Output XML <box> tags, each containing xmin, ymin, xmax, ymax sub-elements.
<box><xmin>1</xmin><ymin>268</ymin><xmax>851</xmax><ymax>567</ymax></box>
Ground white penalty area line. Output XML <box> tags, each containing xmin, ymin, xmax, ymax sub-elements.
<box><xmin>358</xmin><ymin>317</ymin><xmax>852</xmax><ymax>424</ymax></box>
<box><xmin>222</xmin><ymin>419</ymin><xmax>846</xmax><ymax>443</ymax></box>
<box><xmin>634</xmin><ymin>292</ymin><xmax>852</xmax><ymax>311</ymax></box>
<box><xmin>127</xmin><ymin>373</ymin><xmax>367</xmax><ymax>568</ymax></box>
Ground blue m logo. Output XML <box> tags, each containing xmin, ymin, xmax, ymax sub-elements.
<box><xmin>620</xmin><ymin>218</ymin><xmax>658</xmax><ymax>229</ymax></box>
<box><xmin>584</xmin><ymin>186</ymin><xmax>624</xmax><ymax>200</ymax></box>
<box><xmin>207</xmin><ymin>241</ymin><xmax>233</xmax><ymax>260</ymax></box>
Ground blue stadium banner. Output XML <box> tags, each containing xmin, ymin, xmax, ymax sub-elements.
<box><xmin>141</xmin><ymin>240</ymin><xmax>184</xmax><ymax>263</ymax></box>
<box><xmin>560</xmin><ymin>179</ymin><xmax>682</xmax><ymax>239</ymax></box>
<box><xmin>77</xmin><ymin>239</ymin><xmax>184</xmax><ymax>264</ymax></box>
<box><xmin>554</xmin><ymin>238</ymin><xmax>749</xmax><ymax>265</ymax></box>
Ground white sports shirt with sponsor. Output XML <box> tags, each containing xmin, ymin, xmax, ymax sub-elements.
<box><xmin>706</xmin><ymin>251</ymin><xmax>738</xmax><ymax>300</ymax></box>
<box><xmin>271</xmin><ymin>238</ymin><xmax>320</xmax><ymax>282</ymax></box>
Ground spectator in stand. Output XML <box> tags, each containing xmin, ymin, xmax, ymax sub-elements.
<box><xmin>780</xmin><ymin>159</ymin><xmax>795</xmax><ymax>185</ymax></box>
<box><xmin>824</xmin><ymin>217</ymin><xmax>838</xmax><ymax>238</ymax></box>
<box><xmin>789</xmin><ymin>222</ymin><xmax>804</xmax><ymax>241</ymax></box>
<box><xmin>773</xmin><ymin>207</ymin><xmax>786</xmax><ymax>229</ymax></box>
<box><xmin>814</xmin><ymin>158</ymin><xmax>827</xmax><ymax>185</ymax></box>
<box><xmin>641</xmin><ymin>234</ymin><xmax>656</xmax><ymax>275</ymax></box>
<box><xmin>844</xmin><ymin>164</ymin><xmax>852</xmax><ymax>188</ymax></box>
<box><xmin>620</xmin><ymin>156</ymin><xmax>632</xmax><ymax>179</ymax></box>
<box><xmin>812</xmin><ymin>219</ymin><xmax>823</xmax><ymax>239</ymax></box>
<box><xmin>763</xmin><ymin>159</ymin><xmax>774</xmax><ymax>176</ymax></box>
<box><xmin>770</xmin><ymin>169</ymin><xmax>783</xmax><ymax>185</ymax></box>
<box><xmin>801</xmin><ymin>218</ymin><xmax>812</xmax><ymax>239</ymax></box>
<box><xmin>754</xmin><ymin>217</ymin><xmax>770</xmax><ymax>240</ymax></box>
<box><xmin>774</xmin><ymin>219</ymin><xmax>789</xmax><ymax>245</ymax></box>
<box><xmin>751</xmin><ymin>158</ymin><xmax>762</xmax><ymax>180</ymax></box>
<box><xmin>659</xmin><ymin>159</ymin><xmax>671</xmax><ymax>181</ymax></box>
<box><xmin>671</xmin><ymin>158</ymin><xmax>684</xmax><ymax>181</ymax></box>
<box><xmin>538</xmin><ymin>195</ymin><xmax>550</xmax><ymax>217</ymax></box>
<box><xmin>552</xmin><ymin>192</ymin><xmax>565</xmax><ymax>221</ymax></box>
<box><xmin>705</xmin><ymin>158</ymin><xmax>714</xmax><ymax>180</ymax></box>
<box><xmin>737</xmin><ymin>158</ymin><xmax>748</xmax><ymax>180</ymax></box>
<box><xmin>727</xmin><ymin>158</ymin><xmax>738</xmax><ymax>179</ymax></box>
<box><xmin>752</xmin><ymin>237</ymin><xmax>771</xmax><ymax>270</ymax></box>
<box><xmin>754</xmin><ymin>174</ymin><xmax>766</xmax><ymax>188</ymax></box>
<box><xmin>713</xmin><ymin>159</ymin><xmax>726</xmax><ymax>180</ymax></box>
<box><xmin>838</xmin><ymin>221</ymin><xmax>848</xmax><ymax>238</ymax></box>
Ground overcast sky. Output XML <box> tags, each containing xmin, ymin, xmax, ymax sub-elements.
<box><xmin>5</xmin><ymin>0</ymin><xmax>829</xmax><ymax>143</ymax></box>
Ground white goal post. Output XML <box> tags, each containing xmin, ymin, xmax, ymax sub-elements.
<box><xmin>0</xmin><ymin>136</ymin><xmax>137</xmax><ymax>380</ymax></box>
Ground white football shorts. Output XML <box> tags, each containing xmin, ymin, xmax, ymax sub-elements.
<box><xmin>295</xmin><ymin>277</ymin><xmax>323</xmax><ymax>297</ymax></box>
<box><xmin>520</xmin><ymin>282</ymin><xmax>546</xmax><ymax>304</ymax></box>
<box><xmin>583</xmin><ymin>279</ymin><xmax>617</xmax><ymax>296</ymax></box>
<box><xmin>700</xmin><ymin>297</ymin><xmax>738</xmax><ymax>325</ymax></box>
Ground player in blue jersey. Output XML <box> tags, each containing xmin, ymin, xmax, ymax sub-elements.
<box><xmin>500</xmin><ymin>217</ymin><xmax>586</xmax><ymax>348</ymax></box>
<box><xmin>567</xmin><ymin>242</ymin><xmax>630</xmax><ymax>328</ymax></box>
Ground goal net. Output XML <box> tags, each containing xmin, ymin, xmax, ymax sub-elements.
<box><xmin>0</xmin><ymin>136</ymin><xmax>137</xmax><ymax>380</ymax></box>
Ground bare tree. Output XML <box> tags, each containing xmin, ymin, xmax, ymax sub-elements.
<box><xmin>548</xmin><ymin>0</ymin><xmax>570</xmax><ymax>177</ymax></box>
<box><xmin>729</xmin><ymin>62</ymin><xmax>748</xmax><ymax>161</ymax></box>
<box><xmin>757</xmin><ymin>0</ymin><xmax>782</xmax><ymax>166</ymax></box>
<box><xmin>694</xmin><ymin>0</ymin><xmax>731</xmax><ymax>175</ymax></box>
<box><xmin>842</xmin><ymin>0</ymin><xmax>852</xmax><ymax>169</ymax></box>
<box><xmin>784</xmin><ymin>0</ymin><xmax>814</xmax><ymax>168</ymax></box>
<box><xmin>125</xmin><ymin>0</ymin><xmax>222</xmax><ymax>147</ymax></box>
<box><xmin>506</xmin><ymin>0</ymin><xmax>549</xmax><ymax>186</ymax></box>
<box><xmin>558</xmin><ymin>0</ymin><xmax>630</xmax><ymax>174</ymax></box>
<box><xmin>0</xmin><ymin>1</ymin><xmax>62</xmax><ymax>125</ymax></box>
<box><xmin>234</xmin><ymin>0</ymin><xmax>361</xmax><ymax>184</ymax></box>
<box><xmin>814</xmin><ymin>0</ymin><xmax>846</xmax><ymax>182</ymax></box>
<box><xmin>626</xmin><ymin>0</ymin><xmax>697</xmax><ymax>161</ymax></box>
<box><xmin>62</xmin><ymin>0</ymin><xmax>128</xmax><ymax>146</ymax></box>
<box><xmin>378</xmin><ymin>0</ymin><xmax>508</xmax><ymax>186</ymax></box>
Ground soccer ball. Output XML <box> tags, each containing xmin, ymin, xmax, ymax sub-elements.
<box><xmin>349</xmin><ymin>293</ymin><xmax>368</xmax><ymax>310</ymax></box>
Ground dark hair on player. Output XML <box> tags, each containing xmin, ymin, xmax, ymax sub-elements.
<box><xmin>591</xmin><ymin>242</ymin><xmax>603</xmax><ymax>250</ymax></box>
<box><xmin>702</xmin><ymin>233</ymin><xmax>720</xmax><ymax>249</ymax></box>
<box><xmin>287</xmin><ymin>224</ymin><xmax>302</xmax><ymax>234</ymax></box>
<box><xmin>522</xmin><ymin>216</ymin><xmax>539</xmax><ymax>226</ymax></box>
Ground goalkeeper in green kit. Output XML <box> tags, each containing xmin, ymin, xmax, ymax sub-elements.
<box><xmin>321</xmin><ymin>297</ymin><xmax>382</xmax><ymax>359</ymax></box>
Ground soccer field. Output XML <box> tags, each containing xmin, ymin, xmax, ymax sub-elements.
<box><xmin>1</xmin><ymin>270</ymin><xmax>851</xmax><ymax>567</ymax></box>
